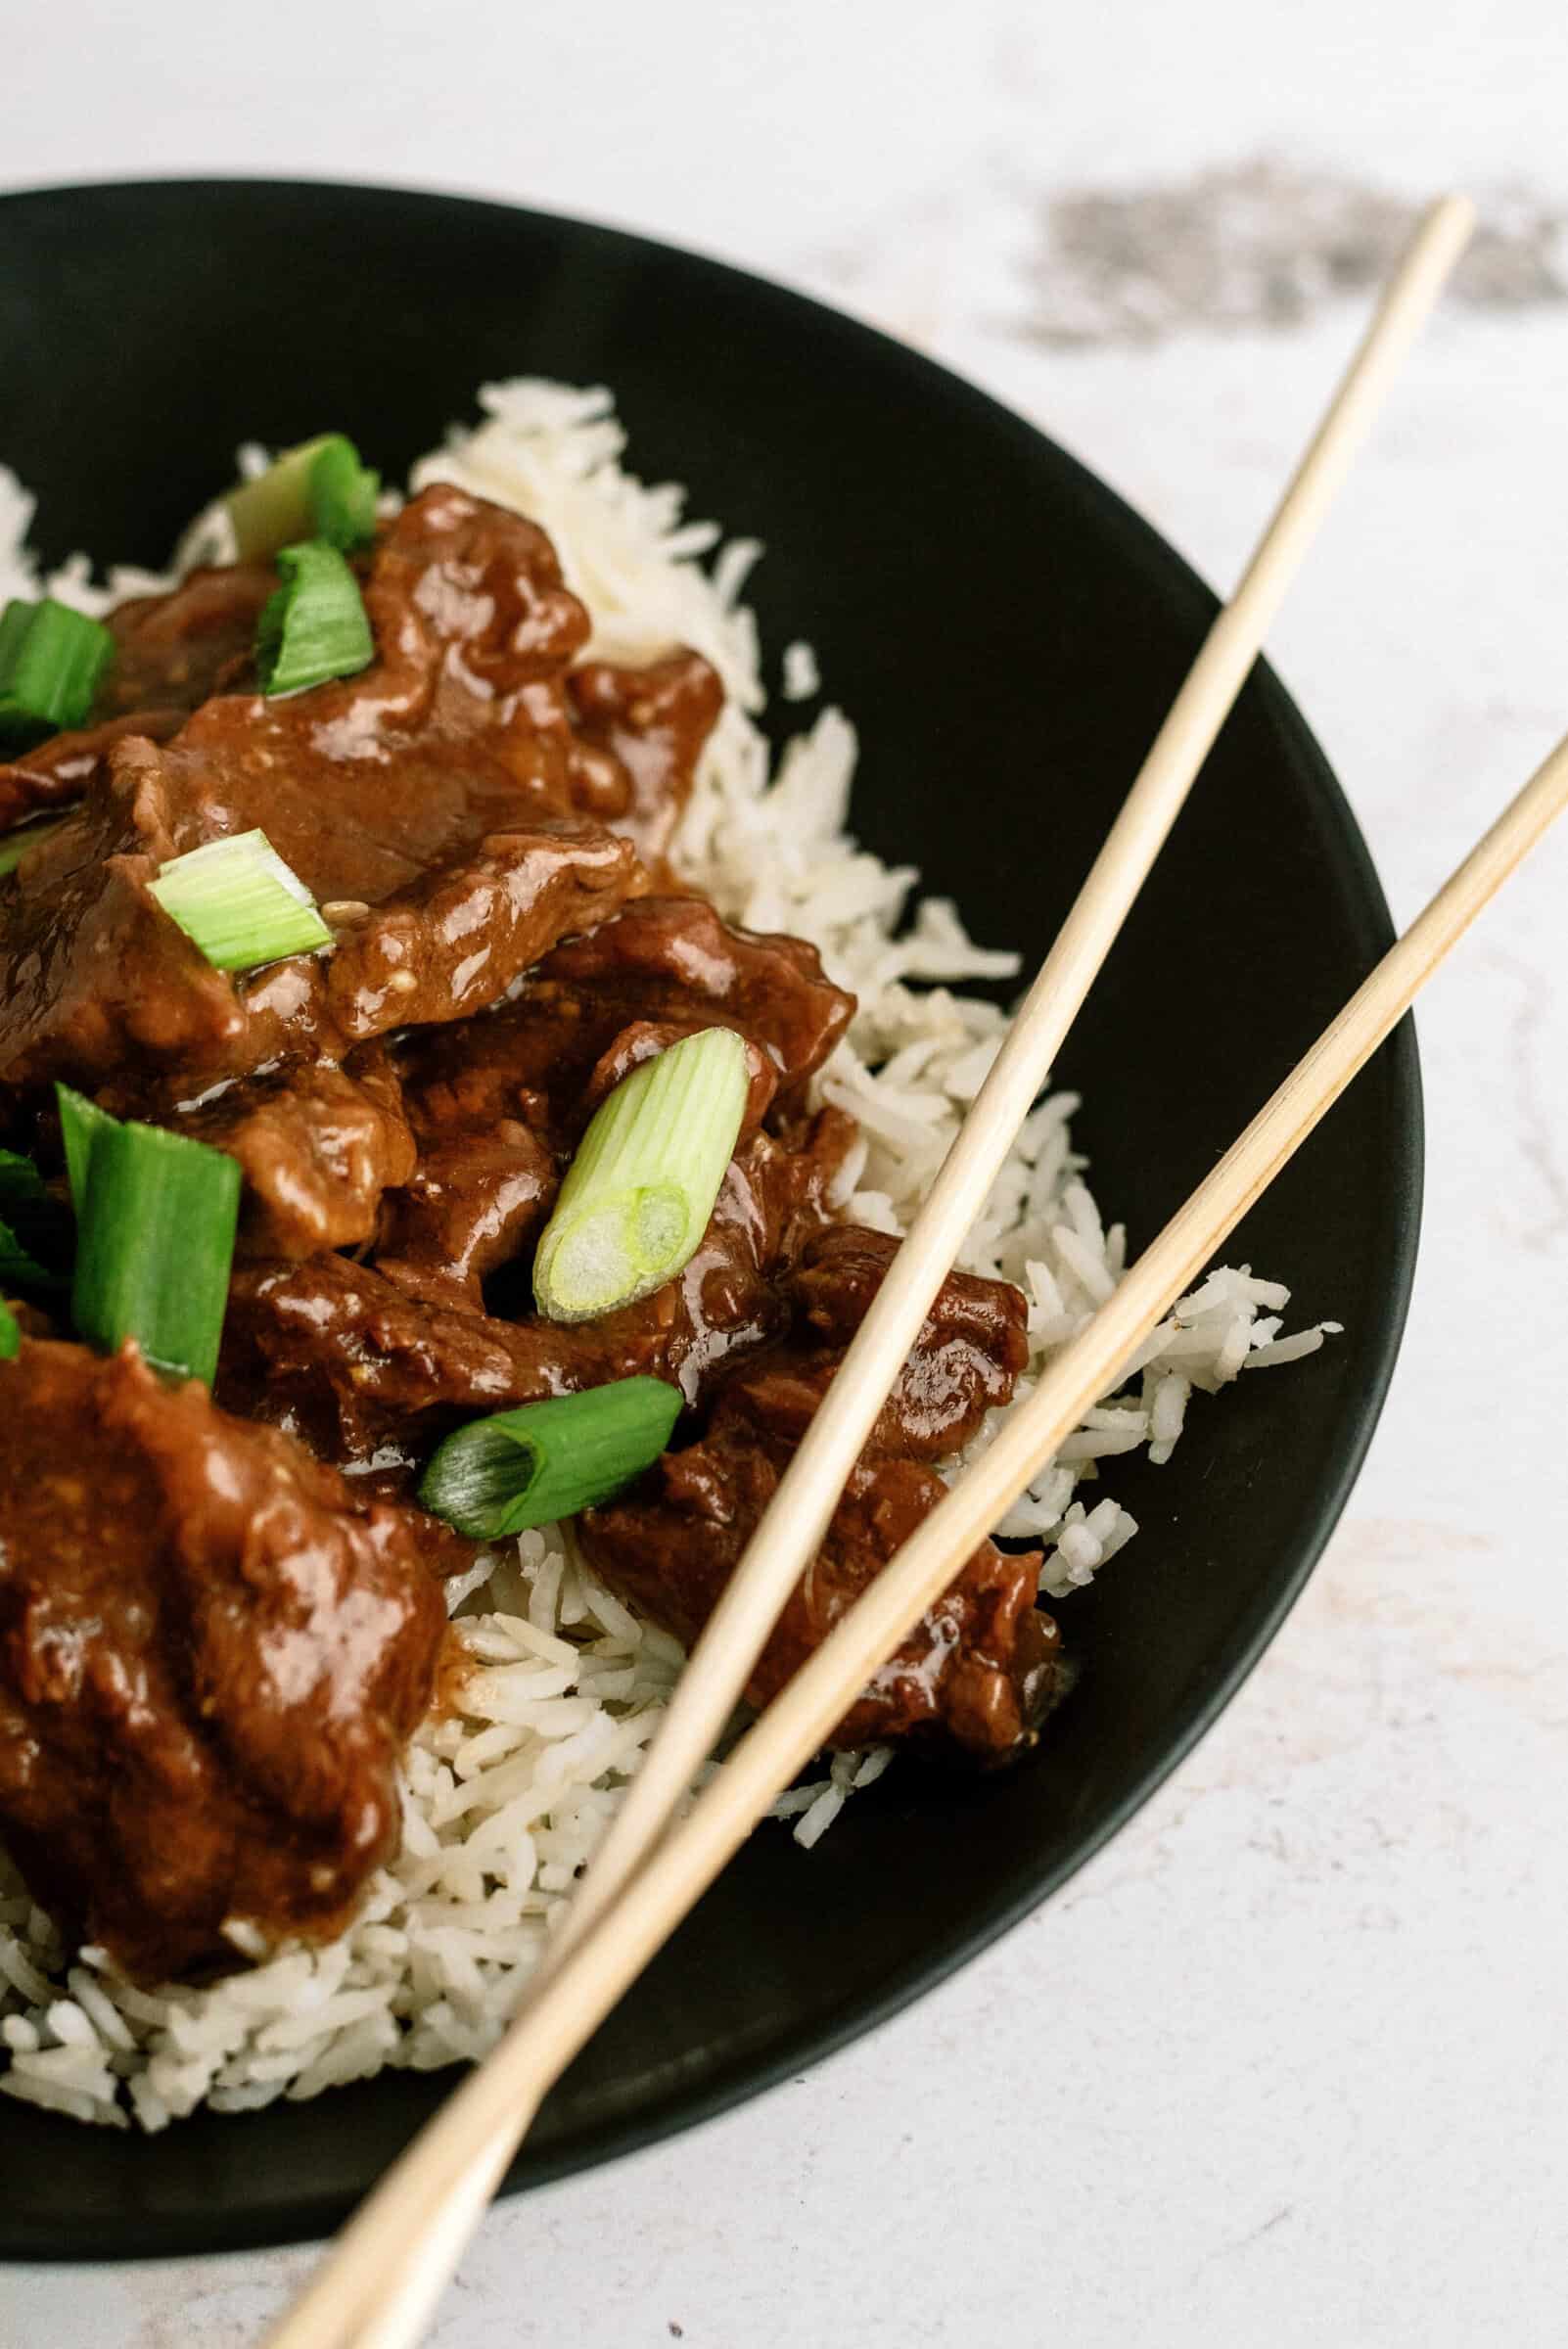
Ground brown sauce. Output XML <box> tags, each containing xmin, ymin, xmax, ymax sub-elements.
<box><xmin>0</xmin><ymin>484</ymin><xmax>1060</xmax><ymax>1982</ymax></box>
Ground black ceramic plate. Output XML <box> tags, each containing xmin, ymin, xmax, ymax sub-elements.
<box><xmin>0</xmin><ymin>180</ymin><xmax>1419</xmax><ymax>2261</ymax></box>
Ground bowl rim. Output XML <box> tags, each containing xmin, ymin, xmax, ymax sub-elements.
<box><xmin>0</xmin><ymin>173</ymin><xmax>1423</xmax><ymax>2261</ymax></box>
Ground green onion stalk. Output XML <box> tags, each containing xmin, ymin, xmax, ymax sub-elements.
<box><xmin>532</xmin><ymin>1027</ymin><xmax>751</xmax><ymax>1324</ymax></box>
<box><xmin>149</xmin><ymin>830</ymin><xmax>333</xmax><ymax>971</ymax></box>
<box><xmin>59</xmin><ymin>1085</ymin><xmax>240</xmax><ymax>1386</ymax></box>
<box><xmin>0</xmin><ymin>600</ymin><xmax>115</xmax><ymax>741</ymax></box>
<box><xmin>419</xmin><ymin>1379</ymin><xmax>683</xmax><ymax>1540</ymax></box>
<box><xmin>254</xmin><ymin>540</ymin><xmax>374</xmax><ymax>698</ymax></box>
<box><xmin>224</xmin><ymin>434</ymin><xmax>381</xmax><ymax>561</ymax></box>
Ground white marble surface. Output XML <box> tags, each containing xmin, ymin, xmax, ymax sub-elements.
<box><xmin>6</xmin><ymin>4</ymin><xmax>1568</xmax><ymax>2343</ymax></box>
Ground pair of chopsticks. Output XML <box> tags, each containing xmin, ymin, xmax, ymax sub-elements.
<box><xmin>267</xmin><ymin>191</ymin><xmax>1568</xmax><ymax>2349</ymax></box>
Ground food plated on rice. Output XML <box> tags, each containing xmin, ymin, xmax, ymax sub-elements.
<box><xmin>0</xmin><ymin>384</ymin><xmax>1336</xmax><ymax>2131</ymax></box>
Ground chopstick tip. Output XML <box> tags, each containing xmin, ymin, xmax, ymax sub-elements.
<box><xmin>1427</xmin><ymin>190</ymin><xmax>1477</xmax><ymax>248</ymax></box>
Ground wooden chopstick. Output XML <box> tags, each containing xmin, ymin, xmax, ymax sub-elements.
<box><xmin>270</xmin><ymin>713</ymin><xmax>1568</xmax><ymax>2349</ymax></box>
<box><xmin>262</xmin><ymin>194</ymin><xmax>1473</xmax><ymax>2349</ymax></box>
<box><xmin>537</xmin><ymin>190</ymin><xmax>1475</xmax><ymax>1977</ymax></box>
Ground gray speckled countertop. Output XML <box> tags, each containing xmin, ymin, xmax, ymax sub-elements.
<box><xmin>6</xmin><ymin>4</ymin><xmax>1568</xmax><ymax>2343</ymax></box>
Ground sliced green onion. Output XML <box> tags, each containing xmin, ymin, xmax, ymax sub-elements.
<box><xmin>0</xmin><ymin>1147</ymin><xmax>49</xmax><ymax>1220</ymax></box>
<box><xmin>532</xmin><ymin>1027</ymin><xmax>750</xmax><ymax>1325</ymax></box>
<box><xmin>0</xmin><ymin>599</ymin><xmax>115</xmax><ymax>742</ymax></box>
<box><xmin>222</xmin><ymin>433</ymin><xmax>381</xmax><ymax>560</ymax></box>
<box><xmin>149</xmin><ymin>828</ymin><xmax>333</xmax><ymax>972</ymax></box>
<box><xmin>0</xmin><ymin>1214</ymin><xmax>52</xmax><ymax>1292</ymax></box>
<box><xmin>55</xmin><ymin>1084</ymin><xmax>114</xmax><ymax>1218</ymax></box>
<box><xmin>0</xmin><ymin>1300</ymin><xmax>18</xmax><ymax>1360</ymax></box>
<box><xmin>419</xmin><ymin>1378</ymin><xmax>682</xmax><ymax>1540</ymax></box>
<box><xmin>64</xmin><ymin>1094</ymin><xmax>240</xmax><ymax>1385</ymax></box>
<box><xmin>1</xmin><ymin>1140</ymin><xmax>70</xmax><ymax>1269</ymax></box>
<box><xmin>0</xmin><ymin>817</ymin><xmax>67</xmax><ymax>878</ymax></box>
<box><xmin>0</xmin><ymin>1148</ymin><xmax>67</xmax><ymax>1293</ymax></box>
<box><xmin>223</xmin><ymin>434</ymin><xmax>339</xmax><ymax>560</ymax></box>
<box><xmin>254</xmin><ymin>540</ymin><xmax>374</xmax><ymax>697</ymax></box>
<box><xmin>308</xmin><ymin>438</ymin><xmax>381</xmax><ymax>552</ymax></box>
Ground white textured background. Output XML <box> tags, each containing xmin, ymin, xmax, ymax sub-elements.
<box><xmin>5</xmin><ymin>4</ymin><xmax>1568</xmax><ymax>2343</ymax></box>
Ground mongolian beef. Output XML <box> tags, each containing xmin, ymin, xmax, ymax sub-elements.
<box><xmin>0</xmin><ymin>450</ymin><xmax>1068</xmax><ymax>1989</ymax></box>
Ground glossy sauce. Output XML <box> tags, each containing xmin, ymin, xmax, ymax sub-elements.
<box><xmin>0</xmin><ymin>484</ymin><xmax>1061</xmax><ymax>1984</ymax></box>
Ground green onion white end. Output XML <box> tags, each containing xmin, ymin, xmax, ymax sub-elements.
<box><xmin>223</xmin><ymin>435</ymin><xmax>337</xmax><ymax>561</ymax></box>
<box><xmin>149</xmin><ymin>830</ymin><xmax>333</xmax><ymax>973</ymax></box>
<box><xmin>532</xmin><ymin>1027</ymin><xmax>751</xmax><ymax>1324</ymax></box>
<box><xmin>222</xmin><ymin>433</ymin><xmax>382</xmax><ymax>561</ymax></box>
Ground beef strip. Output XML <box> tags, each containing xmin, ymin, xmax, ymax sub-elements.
<box><xmin>580</xmin><ymin>1253</ymin><xmax>1056</xmax><ymax>1762</ymax></box>
<box><xmin>787</xmin><ymin>1225</ymin><xmax>1028</xmax><ymax>1455</ymax></box>
<box><xmin>0</xmin><ymin>705</ymin><xmax>638</xmax><ymax>1099</ymax></box>
<box><xmin>0</xmin><ymin>713</ymin><xmax>186</xmax><ymax>837</ymax></box>
<box><xmin>389</xmin><ymin>896</ymin><xmax>852</xmax><ymax>1139</ymax></box>
<box><xmin>98</xmin><ymin>560</ymin><xmax>279</xmax><ymax>718</ymax></box>
<box><xmin>291</xmin><ymin>813</ymin><xmax>635</xmax><ymax>1050</ymax></box>
<box><xmin>565</xmin><ymin>653</ymin><xmax>725</xmax><ymax>869</ymax></box>
<box><xmin>0</xmin><ymin>1337</ymin><xmax>451</xmax><ymax>1982</ymax></box>
<box><xmin>373</xmin><ymin>1119</ymin><xmax>559</xmax><ymax>1313</ymax></box>
<box><xmin>0</xmin><ymin>760</ymin><xmax>248</xmax><ymax>1084</ymax></box>
<box><xmin>584</xmin><ymin>1432</ymin><xmax>1062</xmax><ymax>1762</ymax></box>
<box><xmin>0</xmin><ymin>562</ymin><xmax>276</xmax><ymax>831</ymax></box>
<box><xmin>219</xmin><ymin>1114</ymin><xmax>856</xmax><ymax>1474</ymax></box>
<box><xmin>126</xmin><ymin>1047</ymin><xmax>420</xmax><ymax>1261</ymax></box>
<box><xmin>372</xmin><ymin>896</ymin><xmax>849</xmax><ymax>1311</ymax></box>
<box><xmin>0</xmin><ymin>487</ymin><xmax>667</xmax><ymax>1094</ymax></box>
<box><xmin>530</xmin><ymin>895</ymin><xmax>855</xmax><ymax>1100</ymax></box>
<box><xmin>0</xmin><ymin>729</ymin><xmax>640</xmax><ymax>1097</ymax></box>
<box><xmin>220</xmin><ymin>1252</ymin><xmax>587</xmax><ymax>1476</ymax></box>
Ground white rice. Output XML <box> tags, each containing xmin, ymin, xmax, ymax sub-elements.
<box><xmin>0</xmin><ymin>381</ymin><xmax>1335</xmax><ymax>2126</ymax></box>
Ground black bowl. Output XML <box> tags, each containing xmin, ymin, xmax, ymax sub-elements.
<box><xmin>0</xmin><ymin>179</ymin><xmax>1420</xmax><ymax>2260</ymax></box>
